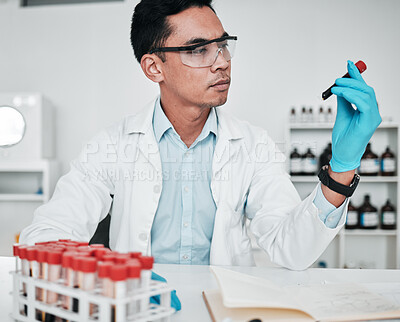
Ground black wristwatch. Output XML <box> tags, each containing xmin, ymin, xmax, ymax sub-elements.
<box><xmin>317</xmin><ymin>165</ymin><xmax>360</xmax><ymax>197</ymax></box>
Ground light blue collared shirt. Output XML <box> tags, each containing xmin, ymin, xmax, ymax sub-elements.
<box><xmin>151</xmin><ymin>98</ymin><xmax>217</xmax><ymax>264</ymax></box>
<box><xmin>150</xmin><ymin>98</ymin><xmax>345</xmax><ymax>265</ymax></box>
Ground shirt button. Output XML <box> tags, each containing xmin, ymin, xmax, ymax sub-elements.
<box><xmin>153</xmin><ymin>185</ymin><xmax>161</xmax><ymax>194</ymax></box>
<box><xmin>182</xmin><ymin>255</ymin><xmax>188</xmax><ymax>260</ymax></box>
<box><xmin>184</xmin><ymin>186</ymin><xmax>189</xmax><ymax>193</ymax></box>
<box><xmin>183</xmin><ymin>222</ymin><xmax>189</xmax><ymax>228</ymax></box>
<box><xmin>139</xmin><ymin>233</ymin><xmax>147</xmax><ymax>241</ymax></box>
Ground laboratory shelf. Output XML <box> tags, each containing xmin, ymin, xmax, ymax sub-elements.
<box><xmin>0</xmin><ymin>159</ymin><xmax>58</xmax><ymax>256</ymax></box>
<box><xmin>285</xmin><ymin>117</ymin><xmax>400</xmax><ymax>269</ymax></box>
<box><xmin>0</xmin><ymin>160</ymin><xmax>52</xmax><ymax>172</ymax></box>
<box><xmin>289</xmin><ymin>122</ymin><xmax>398</xmax><ymax>130</ymax></box>
<box><xmin>290</xmin><ymin>176</ymin><xmax>398</xmax><ymax>183</ymax></box>
<box><xmin>0</xmin><ymin>194</ymin><xmax>45</xmax><ymax>201</ymax></box>
<box><xmin>343</xmin><ymin>229</ymin><xmax>397</xmax><ymax>237</ymax></box>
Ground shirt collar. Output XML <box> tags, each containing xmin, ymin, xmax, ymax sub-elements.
<box><xmin>153</xmin><ymin>96</ymin><xmax>218</xmax><ymax>143</ymax></box>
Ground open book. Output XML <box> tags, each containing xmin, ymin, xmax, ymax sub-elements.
<box><xmin>202</xmin><ymin>266</ymin><xmax>400</xmax><ymax>322</ymax></box>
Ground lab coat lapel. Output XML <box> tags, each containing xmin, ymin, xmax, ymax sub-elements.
<box><xmin>125</xmin><ymin>98</ymin><xmax>162</xmax><ymax>173</ymax></box>
<box><xmin>212</xmin><ymin>107</ymin><xmax>244</xmax><ymax>176</ymax></box>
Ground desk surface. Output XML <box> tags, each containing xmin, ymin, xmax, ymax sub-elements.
<box><xmin>1</xmin><ymin>256</ymin><xmax>400</xmax><ymax>321</ymax></box>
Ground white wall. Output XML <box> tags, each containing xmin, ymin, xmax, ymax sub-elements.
<box><xmin>1</xmin><ymin>0</ymin><xmax>399</xmax><ymax>175</ymax></box>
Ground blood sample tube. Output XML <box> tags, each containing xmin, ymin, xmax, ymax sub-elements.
<box><xmin>34</xmin><ymin>247</ymin><xmax>47</xmax><ymax>322</ymax></box>
<box><xmin>88</xmin><ymin>244</ymin><xmax>105</xmax><ymax>249</ymax></box>
<box><xmin>98</xmin><ymin>261</ymin><xmax>113</xmax><ymax>295</ymax></box>
<box><xmin>109</xmin><ymin>265</ymin><xmax>128</xmax><ymax>322</ymax></box>
<box><xmin>126</xmin><ymin>260</ymin><xmax>141</xmax><ymax>317</ymax></box>
<box><xmin>77</xmin><ymin>246</ymin><xmax>95</xmax><ymax>255</ymax></box>
<box><xmin>13</xmin><ymin>244</ymin><xmax>20</xmax><ymax>271</ymax></box>
<box><xmin>61</xmin><ymin>252</ymin><xmax>77</xmax><ymax>312</ymax></box>
<box><xmin>138</xmin><ymin>256</ymin><xmax>154</xmax><ymax>312</ymax></box>
<box><xmin>71</xmin><ymin>254</ymin><xmax>91</xmax><ymax>313</ymax></box>
<box><xmin>129</xmin><ymin>252</ymin><xmax>141</xmax><ymax>259</ymax></box>
<box><xmin>35</xmin><ymin>242</ymin><xmax>51</xmax><ymax>246</ymax></box>
<box><xmin>101</xmin><ymin>254</ymin><xmax>116</xmax><ymax>263</ymax></box>
<box><xmin>114</xmin><ymin>254</ymin><xmax>130</xmax><ymax>265</ymax></box>
<box><xmin>46</xmin><ymin>250</ymin><xmax>63</xmax><ymax>304</ymax></box>
<box><xmin>26</xmin><ymin>247</ymin><xmax>39</xmax><ymax>278</ymax></box>
<box><xmin>19</xmin><ymin>246</ymin><xmax>29</xmax><ymax>279</ymax></box>
<box><xmin>17</xmin><ymin>245</ymin><xmax>28</xmax><ymax>316</ymax></box>
<box><xmin>94</xmin><ymin>248</ymin><xmax>110</xmax><ymax>261</ymax></box>
<box><xmin>45</xmin><ymin>250</ymin><xmax>63</xmax><ymax>322</ymax></box>
<box><xmin>78</xmin><ymin>257</ymin><xmax>98</xmax><ymax>317</ymax></box>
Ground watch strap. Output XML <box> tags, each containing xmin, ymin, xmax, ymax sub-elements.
<box><xmin>317</xmin><ymin>165</ymin><xmax>359</xmax><ymax>197</ymax></box>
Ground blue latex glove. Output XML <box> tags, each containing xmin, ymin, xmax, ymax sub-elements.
<box><xmin>329</xmin><ymin>60</ymin><xmax>382</xmax><ymax>172</ymax></box>
<box><xmin>150</xmin><ymin>271</ymin><xmax>182</xmax><ymax>311</ymax></box>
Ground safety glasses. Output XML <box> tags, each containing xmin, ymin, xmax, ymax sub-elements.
<box><xmin>149</xmin><ymin>35</ymin><xmax>237</xmax><ymax>68</ymax></box>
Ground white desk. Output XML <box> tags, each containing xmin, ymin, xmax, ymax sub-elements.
<box><xmin>1</xmin><ymin>256</ymin><xmax>400</xmax><ymax>321</ymax></box>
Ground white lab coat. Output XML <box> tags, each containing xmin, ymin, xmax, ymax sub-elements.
<box><xmin>20</xmin><ymin>97</ymin><xmax>348</xmax><ymax>270</ymax></box>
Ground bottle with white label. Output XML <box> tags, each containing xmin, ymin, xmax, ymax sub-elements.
<box><xmin>326</xmin><ymin>107</ymin><xmax>334</xmax><ymax>123</ymax></box>
<box><xmin>345</xmin><ymin>201</ymin><xmax>358</xmax><ymax>229</ymax></box>
<box><xmin>318</xmin><ymin>106</ymin><xmax>325</xmax><ymax>123</ymax></box>
<box><xmin>359</xmin><ymin>143</ymin><xmax>380</xmax><ymax>176</ymax></box>
<box><xmin>381</xmin><ymin>199</ymin><xmax>396</xmax><ymax>230</ymax></box>
<box><xmin>381</xmin><ymin>146</ymin><xmax>396</xmax><ymax>176</ymax></box>
<box><xmin>290</xmin><ymin>107</ymin><xmax>296</xmax><ymax>123</ymax></box>
<box><xmin>290</xmin><ymin>148</ymin><xmax>302</xmax><ymax>176</ymax></box>
<box><xmin>302</xmin><ymin>148</ymin><xmax>317</xmax><ymax>175</ymax></box>
<box><xmin>301</xmin><ymin>107</ymin><xmax>308</xmax><ymax>123</ymax></box>
<box><xmin>308</xmin><ymin>107</ymin><xmax>314</xmax><ymax>123</ymax></box>
<box><xmin>359</xmin><ymin>195</ymin><xmax>379</xmax><ymax>229</ymax></box>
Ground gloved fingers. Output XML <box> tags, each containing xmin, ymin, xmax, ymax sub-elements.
<box><xmin>150</xmin><ymin>295</ymin><xmax>161</xmax><ymax>305</ymax></box>
<box><xmin>332</xmin><ymin>96</ymin><xmax>354</xmax><ymax>135</ymax></box>
<box><xmin>347</xmin><ymin>60</ymin><xmax>367</xmax><ymax>84</ymax></box>
<box><xmin>331</xmin><ymin>86</ymin><xmax>371</xmax><ymax>114</ymax></box>
<box><xmin>151</xmin><ymin>271</ymin><xmax>167</xmax><ymax>282</ymax></box>
<box><xmin>334</xmin><ymin>78</ymin><xmax>375</xmax><ymax>97</ymax></box>
<box><xmin>335</xmin><ymin>95</ymin><xmax>355</xmax><ymax>120</ymax></box>
<box><xmin>171</xmin><ymin>290</ymin><xmax>182</xmax><ymax>311</ymax></box>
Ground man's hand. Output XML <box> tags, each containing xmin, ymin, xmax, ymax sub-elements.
<box><xmin>330</xmin><ymin>60</ymin><xmax>382</xmax><ymax>173</ymax></box>
<box><xmin>150</xmin><ymin>271</ymin><xmax>182</xmax><ymax>311</ymax></box>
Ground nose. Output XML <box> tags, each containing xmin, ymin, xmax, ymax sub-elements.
<box><xmin>211</xmin><ymin>48</ymin><xmax>229</xmax><ymax>71</ymax></box>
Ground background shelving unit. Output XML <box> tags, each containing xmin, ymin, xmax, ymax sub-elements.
<box><xmin>285</xmin><ymin>121</ymin><xmax>399</xmax><ymax>269</ymax></box>
<box><xmin>0</xmin><ymin>160</ymin><xmax>58</xmax><ymax>256</ymax></box>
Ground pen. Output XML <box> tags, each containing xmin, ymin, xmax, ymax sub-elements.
<box><xmin>322</xmin><ymin>60</ymin><xmax>367</xmax><ymax>100</ymax></box>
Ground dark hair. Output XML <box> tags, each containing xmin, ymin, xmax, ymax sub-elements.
<box><xmin>130</xmin><ymin>0</ymin><xmax>215</xmax><ymax>63</ymax></box>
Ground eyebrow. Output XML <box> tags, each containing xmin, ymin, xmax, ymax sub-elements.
<box><xmin>183</xmin><ymin>31</ymin><xmax>229</xmax><ymax>46</ymax></box>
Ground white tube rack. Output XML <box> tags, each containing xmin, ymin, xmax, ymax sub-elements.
<box><xmin>11</xmin><ymin>271</ymin><xmax>175</xmax><ymax>322</ymax></box>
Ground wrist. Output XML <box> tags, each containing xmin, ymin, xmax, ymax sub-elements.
<box><xmin>328</xmin><ymin>166</ymin><xmax>356</xmax><ymax>186</ymax></box>
<box><xmin>329</xmin><ymin>157</ymin><xmax>360</xmax><ymax>173</ymax></box>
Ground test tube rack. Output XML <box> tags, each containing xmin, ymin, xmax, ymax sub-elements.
<box><xmin>11</xmin><ymin>270</ymin><xmax>175</xmax><ymax>322</ymax></box>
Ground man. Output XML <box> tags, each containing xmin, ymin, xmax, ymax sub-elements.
<box><xmin>20</xmin><ymin>0</ymin><xmax>381</xmax><ymax>271</ymax></box>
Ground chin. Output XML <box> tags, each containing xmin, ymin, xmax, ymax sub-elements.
<box><xmin>207</xmin><ymin>93</ymin><xmax>228</xmax><ymax>108</ymax></box>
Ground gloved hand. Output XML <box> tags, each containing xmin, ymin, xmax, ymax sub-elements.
<box><xmin>150</xmin><ymin>271</ymin><xmax>182</xmax><ymax>311</ymax></box>
<box><xmin>329</xmin><ymin>60</ymin><xmax>382</xmax><ymax>172</ymax></box>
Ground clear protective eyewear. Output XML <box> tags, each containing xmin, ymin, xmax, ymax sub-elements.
<box><xmin>149</xmin><ymin>35</ymin><xmax>237</xmax><ymax>68</ymax></box>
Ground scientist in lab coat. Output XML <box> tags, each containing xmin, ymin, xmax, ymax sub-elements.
<box><xmin>20</xmin><ymin>0</ymin><xmax>381</xmax><ymax>271</ymax></box>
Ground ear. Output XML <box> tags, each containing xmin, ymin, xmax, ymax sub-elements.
<box><xmin>140</xmin><ymin>54</ymin><xmax>164</xmax><ymax>83</ymax></box>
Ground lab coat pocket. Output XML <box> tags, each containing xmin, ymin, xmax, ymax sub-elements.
<box><xmin>223</xmin><ymin>204</ymin><xmax>254</xmax><ymax>266</ymax></box>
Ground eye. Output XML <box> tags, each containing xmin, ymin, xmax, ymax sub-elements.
<box><xmin>192</xmin><ymin>47</ymin><xmax>207</xmax><ymax>55</ymax></box>
<box><xmin>219</xmin><ymin>41</ymin><xmax>229</xmax><ymax>48</ymax></box>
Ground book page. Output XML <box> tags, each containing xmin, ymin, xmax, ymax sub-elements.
<box><xmin>363</xmin><ymin>283</ymin><xmax>400</xmax><ymax>306</ymax></box>
<box><xmin>210</xmin><ymin>266</ymin><xmax>304</xmax><ymax>311</ymax></box>
<box><xmin>210</xmin><ymin>267</ymin><xmax>400</xmax><ymax>322</ymax></box>
<box><xmin>288</xmin><ymin>283</ymin><xmax>400</xmax><ymax>322</ymax></box>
